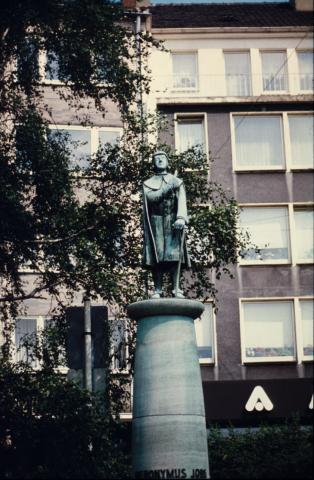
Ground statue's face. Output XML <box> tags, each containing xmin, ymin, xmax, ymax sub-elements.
<box><xmin>154</xmin><ymin>153</ymin><xmax>168</xmax><ymax>171</ymax></box>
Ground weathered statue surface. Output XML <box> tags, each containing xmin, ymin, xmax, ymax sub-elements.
<box><xmin>142</xmin><ymin>151</ymin><xmax>191</xmax><ymax>298</ymax></box>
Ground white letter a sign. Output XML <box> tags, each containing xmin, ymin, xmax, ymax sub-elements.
<box><xmin>245</xmin><ymin>385</ymin><xmax>274</xmax><ymax>412</ymax></box>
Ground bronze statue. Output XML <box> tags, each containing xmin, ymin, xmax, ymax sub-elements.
<box><xmin>142</xmin><ymin>150</ymin><xmax>191</xmax><ymax>298</ymax></box>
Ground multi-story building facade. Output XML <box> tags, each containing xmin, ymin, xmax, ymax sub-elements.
<box><xmin>3</xmin><ymin>0</ymin><xmax>313</xmax><ymax>426</ymax></box>
<box><xmin>148</xmin><ymin>0</ymin><xmax>313</xmax><ymax>425</ymax></box>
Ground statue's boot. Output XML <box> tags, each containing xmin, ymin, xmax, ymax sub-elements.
<box><xmin>151</xmin><ymin>290</ymin><xmax>163</xmax><ymax>299</ymax></box>
<box><xmin>172</xmin><ymin>288</ymin><xmax>185</xmax><ymax>299</ymax></box>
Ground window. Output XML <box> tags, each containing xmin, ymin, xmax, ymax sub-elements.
<box><xmin>300</xmin><ymin>300</ymin><xmax>314</xmax><ymax>359</ymax></box>
<box><xmin>16</xmin><ymin>37</ymin><xmax>40</xmax><ymax>82</ymax></box>
<box><xmin>239</xmin><ymin>204</ymin><xmax>314</xmax><ymax>266</ymax></box>
<box><xmin>15</xmin><ymin>318</ymin><xmax>40</xmax><ymax>368</ymax></box>
<box><xmin>294</xmin><ymin>208</ymin><xmax>314</xmax><ymax>262</ymax></box>
<box><xmin>261</xmin><ymin>51</ymin><xmax>288</xmax><ymax>92</ymax></box>
<box><xmin>172</xmin><ymin>53</ymin><xmax>198</xmax><ymax>90</ymax></box>
<box><xmin>297</xmin><ymin>51</ymin><xmax>314</xmax><ymax>91</ymax></box>
<box><xmin>240</xmin><ymin>298</ymin><xmax>313</xmax><ymax>363</ymax></box>
<box><xmin>241</xmin><ymin>301</ymin><xmax>295</xmax><ymax>362</ymax></box>
<box><xmin>224</xmin><ymin>52</ymin><xmax>251</xmax><ymax>96</ymax></box>
<box><xmin>49</xmin><ymin>126</ymin><xmax>122</xmax><ymax>169</ymax></box>
<box><xmin>234</xmin><ymin>115</ymin><xmax>284</xmax><ymax>169</ymax></box>
<box><xmin>289</xmin><ymin>115</ymin><xmax>314</xmax><ymax>169</ymax></box>
<box><xmin>239</xmin><ymin>206</ymin><xmax>290</xmax><ymax>263</ymax></box>
<box><xmin>45</xmin><ymin>51</ymin><xmax>62</xmax><ymax>81</ymax></box>
<box><xmin>14</xmin><ymin>316</ymin><xmax>56</xmax><ymax>369</ymax></box>
<box><xmin>232</xmin><ymin>112</ymin><xmax>313</xmax><ymax>171</ymax></box>
<box><xmin>99</xmin><ymin>129</ymin><xmax>121</xmax><ymax>147</ymax></box>
<box><xmin>50</xmin><ymin>128</ymin><xmax>91</xmax><ymax>168</ymax></box>
<box><xmin>110</xmin><ymin>318</ymin><xmax>129</xmax><ymax>372</ymax></box>
<box><xmin>176</xmin><ymin>116</ymin><xmax>205</xmax><ymax>153</ymax></box>
<box><xmin>194</xmin><ymin>303</ymin><xmax>215</xmax><ymax>364</ymax></box>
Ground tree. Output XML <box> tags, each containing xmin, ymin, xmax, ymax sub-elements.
<box><xmin>0</xmin><ymin>0</ymin><xmax>154</xmax><ymax>321</ymax></box>
<box><xmin>0</xmin><ymin>2</ymin><xmax>248</xmax><ymax>477</ymax></box>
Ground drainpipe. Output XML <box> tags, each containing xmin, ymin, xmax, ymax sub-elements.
<box><xmin>135</xmin><ymin>12</ymin><xmax>144</xmax><ymax>145</ymax></box>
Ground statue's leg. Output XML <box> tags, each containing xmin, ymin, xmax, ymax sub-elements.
<box><xmin>151</xmin><ymin>267</ymin><xmax>163</xmax><ymax>298</ymax></box>
<box><xmin>172</xmin><ymin>263</ymin><xmax>185</xmax><ymax>298</ymax></box>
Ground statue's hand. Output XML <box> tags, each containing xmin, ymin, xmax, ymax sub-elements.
<box><xmin>173</xmin><ymin>218</ymin><xmax>185</xmax><ymax>230</ymax></box>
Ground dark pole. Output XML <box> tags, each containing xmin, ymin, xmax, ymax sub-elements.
<box><xmin>83</xmin><ymin>297</ymin><xmax>92</xmax><ymax>391</ymax></box>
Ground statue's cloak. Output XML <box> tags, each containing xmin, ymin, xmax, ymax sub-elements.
<box><xmin>142</xmin><ymin>173</ymin><xmax>191</xmax><ymax>268</ymax></box>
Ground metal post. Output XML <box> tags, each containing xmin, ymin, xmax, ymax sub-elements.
<box><xmin>83</xmin><ymin>297</ymin><xmax>93</xmax><ymax>391</ymax></box>
<box><xmin>135</xmin><ymin>13</ymin><xmax>144</xmax><ymax>145</ymax></box>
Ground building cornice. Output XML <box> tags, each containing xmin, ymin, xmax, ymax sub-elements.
<box><xmin>155</xmin><ymin>94</ymin><xmax>314</xmax><ymax>106</ymax></box>
<box><xmin>152</xmin><ymin>25</ymin><xmax>313</xmax><ymax>39</ymax></box>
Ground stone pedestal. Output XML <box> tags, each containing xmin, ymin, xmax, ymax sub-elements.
<box><xmin>127</xmin><ymin>298</ymin><xmax>210</xmax><ymax>480</ymax></box>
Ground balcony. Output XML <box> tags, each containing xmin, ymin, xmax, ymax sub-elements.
<box><xmin>152</xmin><ymin>73</ymin><xmax>314</xmax><ymax>102</ymax></box>
<box><xmin>299</xmin><ymin>73</ymin><xmax>314</xmax><ymax>91</ymax></box>
<box><xmin>262</xmin><ymin>74</ymin><xmax>287</xmax><ymax>92</ymax></box>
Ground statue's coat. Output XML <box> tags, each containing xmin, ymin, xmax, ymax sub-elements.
<box><xmin>142</xmin><ymin>173</ymin><xmax>191</xmax><ymax>268</ymax></box>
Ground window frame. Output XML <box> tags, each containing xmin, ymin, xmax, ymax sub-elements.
<box><xmin>260</xmin><ymin>50</ymin><xmax>289</xmax><ymax>94</ymax></box>
<box><xmin>194</xmin><ymin>302</ymin><xmax>217</xmax><ymax>365</ymax></box>
<box><xmin>286</xmin><ymin>112</ymin><xmax>314</xmax><ymax>170</ymax></box>
<box><xmin>39</xmin><ymin>50</ymin><xmax>64</xmax><ymax>85</ymax></box>
<box><xmin>240</xmin><ymin>297</ymin><xmax>314</xmax><ymax>364</ymax></box>
<box><xmin>291</xmin><ymin>205</ymin><xmax>314</xmax><ymax>264</ymax></box>
<box><xmin>171</xmin><ymin>51</ymin><xmax>199</xmax><ymax>93</ymax></box>
<box><xmin>14</xmin><ymin>315</ymin><xmax>43</xmax><ymax>369</ymax></box>
<box><xmin>109</xmin><ymin>317</ymin><xmax>130</xmax><ymax>375</ymax></box>
<box><xmin>39</xmin><ymin>50</ymin><xmax>108</xmax><ymax>87</ymax></box>
<box><xmin>231</xmin><ymin>111</ymin><xmax>314</xmax><ymax>172</ymax></box>
<box><xmin>296</xmin><ymin>50</ymin><xmax>314</xmax><ymax>93</ymax></box>
<box><xmin>13</xmin><ymin>315</ymin><xmax>68</xmax><ymax>372</ymax></box>
<box><xmin>174</xmin><ymin>112</ymin><xmax>209</xmax><ymax>162</ymax></box>
<box><xmin>48</xmin><ymin>124</ymin><xmax>123</xmax><ymax>169</ymax></box>
<box><xmin>239</xmin><ymin>202</ymin><xmax>314</xmax><ymax>266</ymax></box>
<box><xmin>297</xmin><ymin>298</ymin><xmax>314</xmax><ymax>362</ymax></box>
<box><xmin>238</xmin><ymin>203</ymin><xmax>292</xmax><ymax>266</ymax></box>
<box><xmin>223</xmin><ymin>50</ymin><xmax>252</xmax><ymax>97</ymax></box>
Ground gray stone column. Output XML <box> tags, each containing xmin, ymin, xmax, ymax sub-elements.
<box><xmin>127</xmin><ymin>298</ymin><xmax>210</xmax><ymax>480</ymax></box>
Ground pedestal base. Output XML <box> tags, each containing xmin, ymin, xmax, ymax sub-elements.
<box><xmin>128</xmin><ymin>299</ymin><xmax>210</xmax><ymax>480</ymax></box>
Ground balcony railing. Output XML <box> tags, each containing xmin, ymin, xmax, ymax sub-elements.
<box><xmin>152</xmin><ymin>73</ymin><xmax>314</xmax><ymax>97</ymax></box>
<box><xmin>172</xmin><ymin>74</ymin><xmax>198</xmax><ymax>90</ymax></box>
<box><xmin>262</xmin><ymin>74</ymin><xmax>287</xmax><ymax>92</ymax></box>
<box><xmin>299</xmin><ymin>73</ymin><xmax>314</xmax><ymax>91</ymax></box>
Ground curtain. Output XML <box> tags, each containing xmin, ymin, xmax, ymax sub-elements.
<box><xmin>110</xmin><ymin>319</ymin><xmax>127</xmax><ymax>370</ymax></box>
<box><xmin>178</xmin><ymin>118</ymin><xmax>204</xmax><ymax>152</ymax></box>
<box><xmin>99</xmin><ymin>130</ymin><xmax>120</xmax><ymax>146</ymax></box>
<box><xmin>240</xmin><ymin>207</ymin><xmax>289</xmax><ymax>260</ymax></box>
<box><xmin>15</xmin><ymin>318</ymin><xmax>37</xmax><ymax>363</ymax></box>
<box><xmin>61</xmin><ymin>129</ymin><xmax>91</xmax><ymax>168</ymax></box>
<box><xmin>194</xmin><ymin>304</ymin><xmax>213</xmax><ymax>359</ymax></box>
<box><xmin>235</xmin><ymin>115</ymin><xmax>284</xmax><ymax>167</ymax></box>
<box><xmin>45</xmin><ymin>51</ymin><xmax>60</xmax><ymax>80</ymax></box>
<box><xmin>289</xmin><ymin>115</ymin><xmax>314</xmax><ymax>168</ymax></box>
<box><xmin>243</xmin><ymin>302</ymin><xmax>294</xmax><ymax>355</ymax></box>
<box><xmin>294</xmin><ymin>209</ymin><xmax>314</xmax><ymax>261</ymax></box>
<box><xmin>172</xmin><ymin>53</ymin><xmax>197</xmax><ymax>88</ymax></box>
<box><xmin>224</xmin><ymin>52</ymin><xmax>251</xmax><ymax>96</ymax></box>
<box><xmin>261</xmin><ymin>52</ymin><xmax>287</xmax><ymax>91</ymax></box>
<box><xmin>300</xmin><ymin>300</ymin><xmax>314</xmax><ymax>355</ymax></box>
<box><xmin>298</xmin><ymin>52</ymin><xmax>314</xmax><ymax>90</ymax></box>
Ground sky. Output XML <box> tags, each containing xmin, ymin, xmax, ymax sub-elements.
<box><xmin>151</xmin><ymin>0</ymin><xmax>287</xmax><ymax>4</ymax></box>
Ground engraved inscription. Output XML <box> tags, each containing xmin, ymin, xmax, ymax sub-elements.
<box><xmin>134</xmin><ymin>468</ymin><xmax>207</xmax><ymax>479</ymax></box>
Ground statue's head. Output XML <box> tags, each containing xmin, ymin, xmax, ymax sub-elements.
<box><xmin>153</xmin><ymin>150</ymin><xmax>169</xmax><ymax>172</ymax></box>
